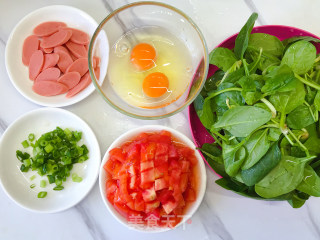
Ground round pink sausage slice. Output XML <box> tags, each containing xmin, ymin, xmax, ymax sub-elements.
<box><xmin>57</xmin><ymin>72</ymin><xmax>81</xmax><ymax>89</ymax></box>
<box><xmin>32</xmin><ymin>81</ymin><xmax>68</xmax><ymax>96</ymax></box>
<box><xmin>22</xmin><ymin>35</ymin><xmax>40</xmax><ymax>66</ymax></box>
<box><xmin>65</xmin><ymin>41</ymin><xmax>87</xmax><ymax>58</ymax></box>
<box><xmin>40</xmin><ymin>29</ymin><xmax>72</xmax><ymax>48</ymax></box>
<box><xmin>54</xmin><ymin>45</ymin><xmax>69</xmax><ymax>55</ymax></box>
<box><xmin>57</xmin><ymin>51</ymin><xmax>73</xmax><ymax>73</ymax></box>
<box><xmin>33</xmin><ymin>21</ymin><xmax>67</xmax><ymax>37</ymax></box>
<box><xmin>66</xmin><ymin>72</ymin><xmax>91</xmax><ymax>98</ymax></box>
<box><xmin>67</xmin><ymin>28</ymin><xmax>90</xmax><ymax>45</ymax></box>
<box><xmin>43</xmin><ymin>53</ymin><xmax>59</xmax><ymax>70</ymax></box>
<box><xmin>66</xmin><ymin>57</ymin><xmax>88</xmax><ymax>76</ymax></box>
<box><xmin>35</xmin><ymin>67</ymin><xmax>61</xmax><ymax>82</ymax></box>
<box><xmin>29</xmin><ymin>50</ymin><xmax>44</xmax><ymax>80</ymax></box>
<box><xmin>43</xmin><ymin>47</ymin><xmax>53</xmax><ymax>53</ymax></box>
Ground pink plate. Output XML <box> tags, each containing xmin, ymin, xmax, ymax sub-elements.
<box><xmin>188</xmin><ymin>25</ymin><xmax>320</xmax><ymax>174</ymax></box>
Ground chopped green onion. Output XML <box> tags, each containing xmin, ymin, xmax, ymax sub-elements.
<box><xmin>72</xmin><ymin>173</ymin><xmax>83</xmax><ymax>183</ymax></box>
<box><xmin>53</xmin><ymin>186</ymin><xmax>64</xmax><ymax>191</ymax></box>
<box><xmin>44</xmin><ymin>144</ymin><xmax>54</xmax><ymax>153</ymax></box>
<box><xmin>16</xmin><ymin>127</ymin><xmax>89</xmax><ymax>197</ymax></box>
<box><xmin>21</xmin><ymin>140</ymin><xmax>29</xmax><ymax>148</ymax></box>
<box><xmin>28</xmin><ymin>133</ymin><xmax>35</xmax><ymax>141</ymax></box>
<box><xmin>23</xmin><ymin>159</ymin><xmax>31</xmax><ymax>167</ymax></box>
<box><xmin>30</xmin><ymin>175</ymin><xmax>36</xmax><ymax>181</ymax></box>
<box><xmin>40</xmin><ymin>180</ymin><xmax>46</xmax><ymax>188</ymax></box>
<box><xmin>37</xmin><ymin>191</ymin><xmax>47</xmax><ymax>198</ymax></box>
<box><xmin>30</xmin><ymin>184</ymin><xmax>36</xmax><ymax>188</ymax></box>
<box><xmin>47</xmin><ymin>175</ymin><xmax>55</xmax><ymax>184</ymax></box>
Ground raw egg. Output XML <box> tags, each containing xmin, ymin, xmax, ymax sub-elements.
<box><xmin>108</xmin><ymin>26</ymin><xmax>193</xmax><ymax>109</ymax></box>
<box><xmin>130</xmin><ymin>43</ymin><xmax>156</xmax><ymax>71</ymax></box>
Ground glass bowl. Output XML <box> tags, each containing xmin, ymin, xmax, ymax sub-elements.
<box><xmin>88</xmin><ymin>1</ymin><xmax>209</xmax><ymax>119</ymax></box>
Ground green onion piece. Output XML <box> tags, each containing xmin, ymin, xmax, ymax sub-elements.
<box><xmin>28</xmin><ymin>133</ymin><xmax>35</xmax><ymax>141</ymax></box>
<box><xmin>30</xmin><ymin>175</ymin><xmax>36</xmax><ymax>181</ymax></box>
<box><xmin>55</xmin><ymin>179</ymin><xmax>62</xmax><ymax>186</ymax></box>
<box><xmin>44</xmin><ymin>144</ymin><xmax>54</xmax><ymax>153</ymax></box>
<box><xmin>72</xmin><ymin>173</ymin><xmax>83</xmax><ymax>183</ymax></box>
<box><xmin>40</xmin><ymin>140</ymin><xmax>48</xmax><ymax>147</ymax></box>
<box><xmin>40</xmin><ymin>180</ymin><xmax>46</xmax><ymax>188</ymax></box>
<box><xmin>53</xmin><ymin>186</ymin><xmax>64</xmax><ymax>191</ymax></box>
<box><xmin>37</xmin><ymin>191</ymin><xmax>47</xmax><ymax>198</ymax></box>
<box><xmin>21</xmin><ymin>140</ymin><xmax>29</xmax><ymax>148</ymax></box>
<box><xmin>30</xmin><ymin>184</ymin><xmax>36</xmax><ymax>189</ymax></box>
<box><xmin>64</xmin><ymin>128</ymin><xmax>72</xmax><ymax>139</ymax></box>
<box><xmin>47</xmin><ymin>175</ymin><xmax>55</xmax><ymax>184</ymax></box>
<box><xmin>23</xmin><ymin>159</ymin><xmax>31</xmax><ymax>167</ymax></box>
<box><xmin>20</xmin><ymin>164</ymin><xmax>29</xmax><ymax>172</ymax></box>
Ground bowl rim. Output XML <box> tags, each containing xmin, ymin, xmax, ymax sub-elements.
<box><xmin>0</xmin><ymin>107</ymin><xmax>101</xmax><ymax>213</ymax></box>
<box><xmin>188</xmin><ymin>24</ymin><xmax>320</xmax><ymax>175</ymax></box>
<box><xmin>5</xmin><ymin>5</ymin><xmax>100</xmax><ymax>107</ymax></box>
<box><xmin>98</xmin><ymin>125</ymin><xmax>207</xmax><ymax>232</ymax></box>
<box><xmin>88</xmin><ymin>1</ymin><xmax>209</xmax><ymax>120</ymax></box>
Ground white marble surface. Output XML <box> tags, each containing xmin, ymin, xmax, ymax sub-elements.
<box><xmin>1</xmin><ymin>0</ymin><xmax>320</xmax><ymax>239</ymax></box>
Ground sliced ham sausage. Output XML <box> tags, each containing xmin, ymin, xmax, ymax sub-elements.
<box><xmin>33</xmin><ymin>21</ymin><xmax>67</xmax><ymax>37</ymax></box>
<box><xmin>22</xmin><ymin>35</ymin><xmax>40</xmax><ymax>66</ymax></box>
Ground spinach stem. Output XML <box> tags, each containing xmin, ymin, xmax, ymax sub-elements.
<box><xmin>315</xmin><ymin>55</ymin><xmax>320</xmax><ymax>63</ymax></box>
<box><xmin>206</xmin><ymin>88</ymin><xmax>242</xmax><ymax>100</ymax></box>
<box><xmin>295</xmin><ymin>73</ymin><xmax>320</xmax><ymax>90</ymax></box>
<box><xmin>243</xmin><ymin>58</ymin><xmax>250</xmax><ymax>76</ymax></box>
<box><xmin>304</xmin><ymin>100</ymin><xmax>317</xmax><ymax>122</ymax></box>
<box><xmin>210</xmin><ymin>128</ymin><xmax>229</xmax><ymax>142</ymax></box>
<box><xmin>260</xmin><ymin>98</ymin><xmax>277</xmax><ymax>118</ymax></box>
<box><xmin>280</xmin><ymin>112</ymin><xmax>287</xmax><ymax>133</ymax></box>
<box><xmin>218</xmin><ymin>60</ymin><xmax>242</xmax><ymax>86</ymax></box>
<box><xmin>249</xmin><ymin>48</ymin><xmax>263</xmax><ymax>73</ymax></box>
<box><xmin>287</xmin><ymin>128</ymin><xmax>310</xmax><ymax>157</ymax></box>
<box><xmin>283</xmin><ymin>132</ymin><xmax>295</xmax><ymax>146</ymax></box>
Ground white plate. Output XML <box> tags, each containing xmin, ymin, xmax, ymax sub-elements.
<box><xmin>99</xmin><ymin>125</ymin><xmax>207</xmax><ymax>233</ymax></box>
<box><xmin>0</xmin><ymin>108</ymin><xmax>101</xmax><ymax>213</ymax></box>
<box><xmin>5</xmin><ymin>5</ymin><xmax>108</xmax><ymax>107</ymax></box>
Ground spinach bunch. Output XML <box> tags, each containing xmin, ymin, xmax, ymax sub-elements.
<box><xmin>196</xmin><ymin>13</ymin><xmax>320</xmax><ymax>208</ymax></box>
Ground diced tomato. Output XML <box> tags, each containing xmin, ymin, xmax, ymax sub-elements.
<box><xmin>154</xmin><ymin>162</ymin><xmax>168</xmax><ymax>179</ymax></box>
<box><xmin>184</xmin><ymin>188</ymin><xmax>196</xmax><ymax>202</ymax></box>
<box><xmin>160</xmin><ymin>130</ymin><xmax>171</xmax><ymax>138</ymax></box>
<box><xmin>180</xmin><ymin>161</ymin><xmax>190</xmax><ymax>173</ymax></box>
<box><xmin>142</xmin><ymin>186</ymin><xmax>156</xmax><ymax>202</ymax></box>
<box><xmin>162</xmin><ymin>198</ymin><xmax>178</xmax><ymax>214</ymax></box>
<box><xmin>109</xmin><ymin>148</ymin><xmax>125</xmax><ymax>163</ymax></box>
<box><xmin>145</xmin><ymin>200</ymin><xmax>160</xmax><ymax>213</ymax></box>
<box><xmin>157</xmin><ymin>189</ymin><xmax>173</xmax><ymax>204</ymax></box>
<box><xmin>168</xmin><ymin>145</ymin><xmax>178</xmax><ymax>160</ymax></box>
<box><xmin>155</xmin><ymin>178</ymin><xmax>168</xmax><ymax>191</ymax></box>
<box><xmin>129</xmin><ymin>175</ymin><xmax>138</xmax><ymax>190</ymax></box>
<box><xmin>104</xmin><ymin>131</ymin><xmax>198</xmax><ymax>228</ymax></box>
<box><xmin>140</xmin><ymin>160</ymin><xmax>154</xmax><ymax>172</ymax></box>
<box><xmin>148</xmin><ymin>133</ymin><xmax>171</xmax><ymax>144</ymax></box>
<box><xmin>180</xmin><ymin>173</ymin><xmax>189</xmax><ymax>193</ymax></box>
<box><xmin>140</xmin><ymin>168</ymin><xmax>155</xmax><ymax>188</ymax></box>
<box><xmin>141</xmin><ymin>142</ymin><xmax>156</xmax><ymax>162</ymax></box>
<box><xmin>169</xmin><ymin>159</ymin><xmax>180</xmax><ymax>171</ymax></box>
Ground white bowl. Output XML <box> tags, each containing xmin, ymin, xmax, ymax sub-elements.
<box><xmin>5</xmin><ymin>5</ymin><xmax>108</xmax><ymax>107</ymax></box>
<box><xmin>99</xmin><ymin>125</ymin><xmax>207</xmax><ymax>232</ymax></box>
<box><xmin>0</xmin><ymin>108</ymin><xmax>101</xmax><ymax>213</ymax></box>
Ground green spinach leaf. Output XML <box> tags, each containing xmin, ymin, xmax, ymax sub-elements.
<box><xmin>281</xmin><ymin>40</ymin><xmax>316</xmax><ymax>75</ymax></box>
<box><xmin>242</xmin><ymin>129</ymin><xmax>270</xmax><ymax>170</ymax></box>
<box><xmin>222</xmin><ymin>140</ymin><xmax>246</xmax><ymax>177</ymax></box>
<box><xmin>287</xmin><ymin>104</ymin><xmax>315</xmax><ymax>129</ymax></box>
<box><xmin>255</xmin><ymin>155</ymin><xmax>316</xmax><ymax>198</ymax></box>
<box><xmin>296</xmin><ymin>165</ymin><xmax>320</xmax><ymax>197</ymax></box>
<box><xmin>238</xmin><ymin>74</ymin><xmax>263</xmax><ymax>105</ymax></box>
<box><xmin>269</xmin><ymin>79</ymin><xmax>306</xmax><ymax>114</ymax></box>
<box><xmin>241</xmin><ymin>142</ymin><xmax>281</xmax><ymax>186</ymax></box>
<box><xmin>213</xmin><ymin>106</ymin><xmax>272</xmax><ymax>137</ymax></box>
<box><xmin>248</xmin><ymin>33</ymin><xmax>284</xmax><ymax>58</ymax></box>
<box><xmin>234</xmin><ymin>13</ymin><xmax>258</xmax><ymax>60</ymax></box>
<box><xmin>209</xmin><ymin>47</ymin><xmax>237</xmax><ymax>72</ymax></box>
<box><xmin>194</xmin><ymin>94</ymin><xmax>216</xmax><ymax>129</ymax></box>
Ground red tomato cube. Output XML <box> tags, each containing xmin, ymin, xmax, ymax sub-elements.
<box><xmin>142</xmin><ymin>186</ymin><xmax>157</xmax><ymax>202</ymax></box>
<box><xmin>109</xmin><ymin>148</ymin><xmax>125</xmax><ymax>162</ymax></box>
<box><xmin>162</xmin><ymin>199</ymin><xmax>178</xmax><ymax>214</ymax></box>
<box><xmin>180</xmin><ymin>173</ymin><xmax>189</xmax><ymax>193</ymax></box>
<box><xmin>140</xmin><ymin>160</ymin><xmax>154</xmax><ymax>172</ymax></box>
<box><xmin>155</xmin><ymin>177</ymin><xmax>168</xmax><ymax>191</ymax></box>
<box><xmin>180</xmin><ymin>161</ymin><xmax>190</xmax><ymax>173</ymax></box>
<box><xmin>140</xmin><ymin>168</ymin><xmax>155</xmax><ymax>188</ymax></box>
<box><xmin>145</xmin><ymin>200</ymin><xmax>160</xmax><ymax>213</ymax></box>
<box><xmin>184</xmin><ymin>188</ymin><xmax>196</xmax><ymax>202</ymax></box>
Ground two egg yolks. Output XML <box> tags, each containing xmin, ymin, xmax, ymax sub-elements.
<box><xmin>130</xmin><ymin>43</ymin><xmax>169</xmax><ymax>98</ymax></box>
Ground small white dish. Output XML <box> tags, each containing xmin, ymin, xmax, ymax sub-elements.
<box><xmin>0</xmin><ymin>108</ymin><xmax>101</xmax><ymax>213</ymax></box>
<box><xmin>5</xmin><ymin>5</ymin><xmax>108</xmax><ymax>107</ymax></box>
<box><xmin>99</xmin><ymin>125</ymin><xmax>207</xmax><ymax>233</ymax></box>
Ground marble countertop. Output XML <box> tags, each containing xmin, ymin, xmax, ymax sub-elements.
<box><xmin>1</xmin><ymin>0</ymin><xmax>320</xmax><ymax>239</ymax></box>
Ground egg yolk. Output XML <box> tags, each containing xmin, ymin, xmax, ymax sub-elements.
<box><xmin>143</xmin><ymin>72</ymin><xmax>169</xmax><ymax>98</ymax></box>
<box><xmin>130</xmin><ymin>43</ymin><xmax>156</xmax><ymax>70</ymax></box>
